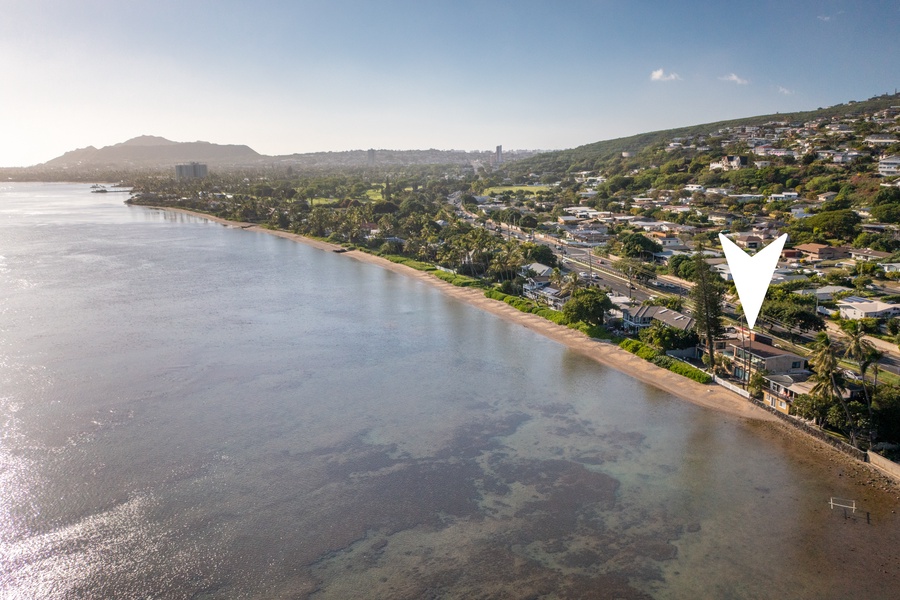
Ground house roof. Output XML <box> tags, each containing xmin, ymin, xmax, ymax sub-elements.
<box><xmin>729</xmin><ymin>339</ymin><xmax>804</xmax><ymax>361</ymax></box>
<box><xmin>630</xmin><ymin>305</ymin><xmax>695</xmax><ymax>331</ymax></box>
<box><xmin>848</xmin><ymin>247</ymin><xmax>891</xmax><ymax>259</ymax></box>
<box><xmin>523</xmin><ymin>262</ymin><xmax>554</xmax><ymax>276</ymax></box>
<box><xmin>794</xmin><ymin>243</ymin><xmax>829</xmax><ymax>252</ymax></box>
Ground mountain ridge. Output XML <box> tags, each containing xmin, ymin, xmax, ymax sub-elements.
<box><xmin>42</xmin><ymin>135</ymin><xmax>261</xmax><ymax>168</ymax></box>
<box><xmin>28</xmin><ymin>92</ymin><xmax>900</xmax><ymax>173</ymax></box>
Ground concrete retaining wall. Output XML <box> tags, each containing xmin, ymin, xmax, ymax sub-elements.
<box><xmin>868</xmin><ymin>451</ymin><xmax>900</xmax><ymax>482</ymax></box>
<box><xmin>748</xmin><ymin>398</ymin><xmax>868</xmax><ymax>462</ymax></box>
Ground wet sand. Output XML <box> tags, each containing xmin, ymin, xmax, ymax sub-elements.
<box><xmin>154</xmin><ymin>207</ymin><xmax>900</xmax><ymax>492</ymax></box>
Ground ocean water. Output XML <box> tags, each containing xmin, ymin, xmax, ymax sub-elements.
<box><xmin>0</xmin><ymin>183</ymin><xmax>897</xmax><ymax>599</ymax></box>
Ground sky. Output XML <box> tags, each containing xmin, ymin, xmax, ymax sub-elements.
<box><xmin>2</xmin><ymin>0</ymin><xmax>899</xmax><ymax>166</ymax></box>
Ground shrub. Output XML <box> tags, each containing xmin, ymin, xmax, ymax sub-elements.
<box><xmin>433</xmin><ymin>271</ymin><xmax>480</xmax><ymax>287</ymax></box>
<box><xmin>536</xmin><ymin>309</ymin><xmax>569</xmax><ymax>325</ymax></box>
<box><xmin>620</xmin><ymin>338</ymin><xmax>711</xmax><ymax>383</ymax></box>
<box><xmin>570</xmin><ymin>322</ymin><xmax>615</xmax><ymax>340</ymax></box>
<box><xmin>619</xmin><ymin>339</ymin><xmax>644</xmax><ymax>353</ymax></box>
<box><xmin>651</xmin><ymin>355</ymin><xmax>675</xmax><ymax>369</ymax></box>
<box><xmin>636</xmin><ymin>345</ymin><xmax>659</xmax><ymax>361</ymax></box>
<box><xmin>667</xmin><ymin>360</ymin><xmax>712</xmax><ymax>384</ymax></box>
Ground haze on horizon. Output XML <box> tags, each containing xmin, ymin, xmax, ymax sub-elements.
<box><xmin>2</xmin><ymin>0</ymin><xmax>899</xmax><ymax>167</ymax></box>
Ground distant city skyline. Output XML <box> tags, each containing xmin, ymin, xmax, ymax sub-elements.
<box><xmin>2</xmin><ymin>0</ymin><xmax>899</xmax><ymax>167</ymax></box>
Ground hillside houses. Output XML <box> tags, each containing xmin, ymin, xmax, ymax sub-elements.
<box><xmin>879</xmin><ymin>155</ymin><xmax>900</xmax><ymax>176</ymax></box>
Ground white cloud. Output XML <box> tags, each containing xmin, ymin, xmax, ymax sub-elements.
<box><xmin>720</xmin><ymin>73</ymin><xmax>749</xmax><ymax>85</ymax></box>
<box><xmin>778</xmin><ymin>86</ymin><xmax>794</xmax><ymax>95</ymax></box>
<box><xmin>650</xmin><ymin>68</ymin><xmax>680</xmax><ymax>82</ymax></box>
<box><xmin>817</xmin><ymin>15</ymin><xmax>832</xmax><ymax>21</ymax></box>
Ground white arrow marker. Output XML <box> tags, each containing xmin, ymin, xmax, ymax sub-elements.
<box><xmin>718</xmin><ymin>233</ymin><xmax>788</xmax><ymax>330</ymax></box>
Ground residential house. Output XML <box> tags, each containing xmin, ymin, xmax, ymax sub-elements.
<box><xmin>524</xmin><ymin>285</ymin><xmax>569</xmax><ymax>310</ymax></box>
<box><xmin>708</xmin><ymin>211</ymin><xmax>736</xmax><ymax>225</ymax></box>
<box><xmin>865</xmin><ymin>135</ymin><xmax>899</xmax><ymax>146</ymax></box>
<box><xmin>880</xmin><ymin>262</ymin><xmax>900</xmax><ymax>273</ymax></box>
<box><xmin>878</xmin><ymin>155</ymin><xmax>900</xmax><ymax>177</ymax></box>
<box><xmin>790</xmin><ymin>204</ymin><xmax>815</xmax><ymax>219</ymax></box>
<box><xmin>771</xmin><ymin>269</ymin><xmax>809</xmax><ymax>284</ymax></box>
<box><xmin>769</xmin><ymin>192</ymin><xmax>799</xmax><ymax>201</ymax></box>
<box><xmin>557</xmin><ymin>215</ymin><xmax>583</xmax><ymax>227</ymax></box>
<box><xmin>730</xmin><ymin>336</ymin><xmax>808</xmax><ymax>383</ymax></box>
<box><xmin>816</xmin><ymin>191</ymin><xmax>838</xmax><ymax>203</ymax></box>
<box><xmin>795</xmin><ymin>285</ymin><xmax>852</xmax><ymax>301</ymax></box>
<box><xmin>763</xmin><ymin>372</ymin><xmax>864</xmax><ymax>415</ymax></box>
<box><xmin>762</xmin><ymin>372</ymin><xmax>814</xmax><ymax>414</ymax></box>
<box><xmin>621</xmin><ymin>305</ymin><xmax>695</xmax><ymax>332</ymax></box>
<box><xmin>733</xmin><ymin>233</ymin><xmax>764</xmax><ymax>250</ymax></box>
<box><xmin>794</xmin><ymin>243</ymin><xmax>850</xmax><ymax>261</ymax></box>
<box><xmin>706</xmin><ymin>187</ymin><xmax>732</xmax><ymax>196</ymax></box>
<box><xmin>713</xmin><ymin>263</ymin><xmax>732</xmax><ymax>281</ymax></box>
<box><xmin>848</xmin><ymin>247</ymin><xmax>892</xmax><ymax>262</ymax></box>
<box><xmin>837</xmin><ymin>297</ymin><xmax>900</xmax><ymax>319</ymax></box>
<box><xmin>521</xmin><ymin>262</ymin><xmax>554</xmax><ymax>277</ymax></box>
<box><xmin>569</xmin><ymin>228</ymin><xmax>609</xmax><ymax>244</ymax></box>
<box><xmin>646</xmin><ymin>231</ymin><xmax>683</xmax><ymax>247</ymax></box>
<box><xmin>710</xmin><ymin>156</ymin><xmax>749</xmax><ymax>171</ymax></box>
<box><xmin>727</xmin><ymin>194</ymin><xmax>765</xmax><ymax>203</ymax></box>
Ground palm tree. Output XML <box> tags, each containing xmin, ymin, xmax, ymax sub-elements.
<box><xmin>491</xmin><ymin>240</ymin><xmax>523</xmax><ymax>282</ymax></box>
<box><xmin>810</xmin><ymin>332</ymin><xmax>857</xmax><ymax>447</ymax></box>
<box><xmin>843</xmin><ymin>324</ymin><xmax>879</xmax><ymax>442</ymax></box>
<box><xmin>549</xmin><ymin>267</ymin><xmax>564</xmax><ymax>290</ymax></box>
<box><xmin>561</xmin><ymin>271</ymin><xmax>583</xmax><ymax>298</ymax></box>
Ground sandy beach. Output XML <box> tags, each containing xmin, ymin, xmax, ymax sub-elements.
<box><xmin>160</xmin><ymin>207</ymin><xmax>769</xmax><ymax>418</ymax></box>
<box><xmin>155</xmin><ymin>207</ymin><xmax>900</xmax><ymax>491</ymax></box>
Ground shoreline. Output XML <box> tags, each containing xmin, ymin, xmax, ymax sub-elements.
<box><xmin>152</xmin><ymin>206</ymin><xmax>899</xmax><ymax>491</ymax></box>
<box><xmin>154</xmin><ymin>207</ymin><xmax>771</xmax><ymax>419</ymax></box>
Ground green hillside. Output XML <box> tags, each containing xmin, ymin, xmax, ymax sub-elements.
<box><xmin>512</xmin><ymin>93</ymin><xmax>900</xmax><ymax>175</ymax></box>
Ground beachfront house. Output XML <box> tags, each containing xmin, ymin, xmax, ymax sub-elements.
<box><xmin>762</xmin><ymin>372</ymin><xmax>864</xmax><ymax>416</ymax></box>
<box><xmin>521</xmin><ymin>262</ymin><xmax>554</xmax><ymax>277</ymax></box>
<box><xmin>621</xmin><ymin>305</ymin><xmax>695</xmax><ymax>332</ymax></box>
<box><xmin>729</xmin><ymin>335</ymin><xmax>807</xmax><ymax>383</ymax></box>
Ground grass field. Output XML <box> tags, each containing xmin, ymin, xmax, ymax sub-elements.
<box><xmin>482</xmin><ymin>185</ymin><xmax>550</xmax><ymax>195</ymax></box>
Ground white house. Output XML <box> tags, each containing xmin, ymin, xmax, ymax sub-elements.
<box><xmin>837</xmin><ymin>297</ymin><xmax>900</xmax><ymax>319</ymax></box>
<box><xmin>878</xmin><ymin>155</ymin><xmax>900</xmax><ymax>177</ymax></box>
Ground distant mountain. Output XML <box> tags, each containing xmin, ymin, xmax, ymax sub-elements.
<box><xmin>35</xmin><ymin>137</ymin><xmax>536</xmax><ymax>173</ymax></box>
<box><xmin>41</xmin><ymin>136</ymin><xmax>261</xmax><ymax>169</ymax></box>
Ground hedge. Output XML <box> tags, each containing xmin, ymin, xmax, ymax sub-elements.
<box><xmin>651</xmin><ymin>355</ymin><xmax>674</xmax><ymax>369</ymax></box>
<box><xmin>667</xmin><ymin>360</ymin><xmax>712</xmax><ymax>384</ymax></box>
<box><xmin>432</xmin><ymin>270</ymin><xmax>481</xmax><ymax>287</ymax></box>
<box><xmin>481</xmin><ymin>290</ymin><xmax>617</xmax><ymax>338</ymax></box>
<box><xmin>636</xmin><ymin>346</ymin><xmax>659</xmax><ymax>361</ymax></box>
<box><xmin>618</xmin><ymin>339</ymin><xmax>644</xmax><ymax>353</ymax></box>
<box><xmin>619</xmin><ymin>338</ymin><xmax>711</xmax><ymax>384</ymax></box>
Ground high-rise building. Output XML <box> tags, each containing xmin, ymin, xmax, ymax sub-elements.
<box><xmin>367</xmin><ymin>149</ymin><xmax>375</xmax><ymax>167</ymax></box>
<box><xmin>495</xmin><ymin>145</ymin><xmax>503</xmax><ymax>164</ymax></box>
<box><xmin>175</xmin><ymin>162</ymin><xmax>208</xmax><ymax>178</ymax></box>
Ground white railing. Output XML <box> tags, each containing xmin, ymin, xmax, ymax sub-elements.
<box><xmin>712</xmin><ymin>375</ymin><xmax>751</xmax><ymax>398</ymax></box>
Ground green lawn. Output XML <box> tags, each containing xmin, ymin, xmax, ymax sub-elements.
<box><xmin>482</xmin><ymin>185</ymin><xmax>550</xmax><ymax>195</ymax></box>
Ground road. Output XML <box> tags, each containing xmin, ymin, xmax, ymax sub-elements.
<box><xmin>474</xmin><ymin>214</ymin><xmax>900</xmax><ymax>378</ymax></box>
